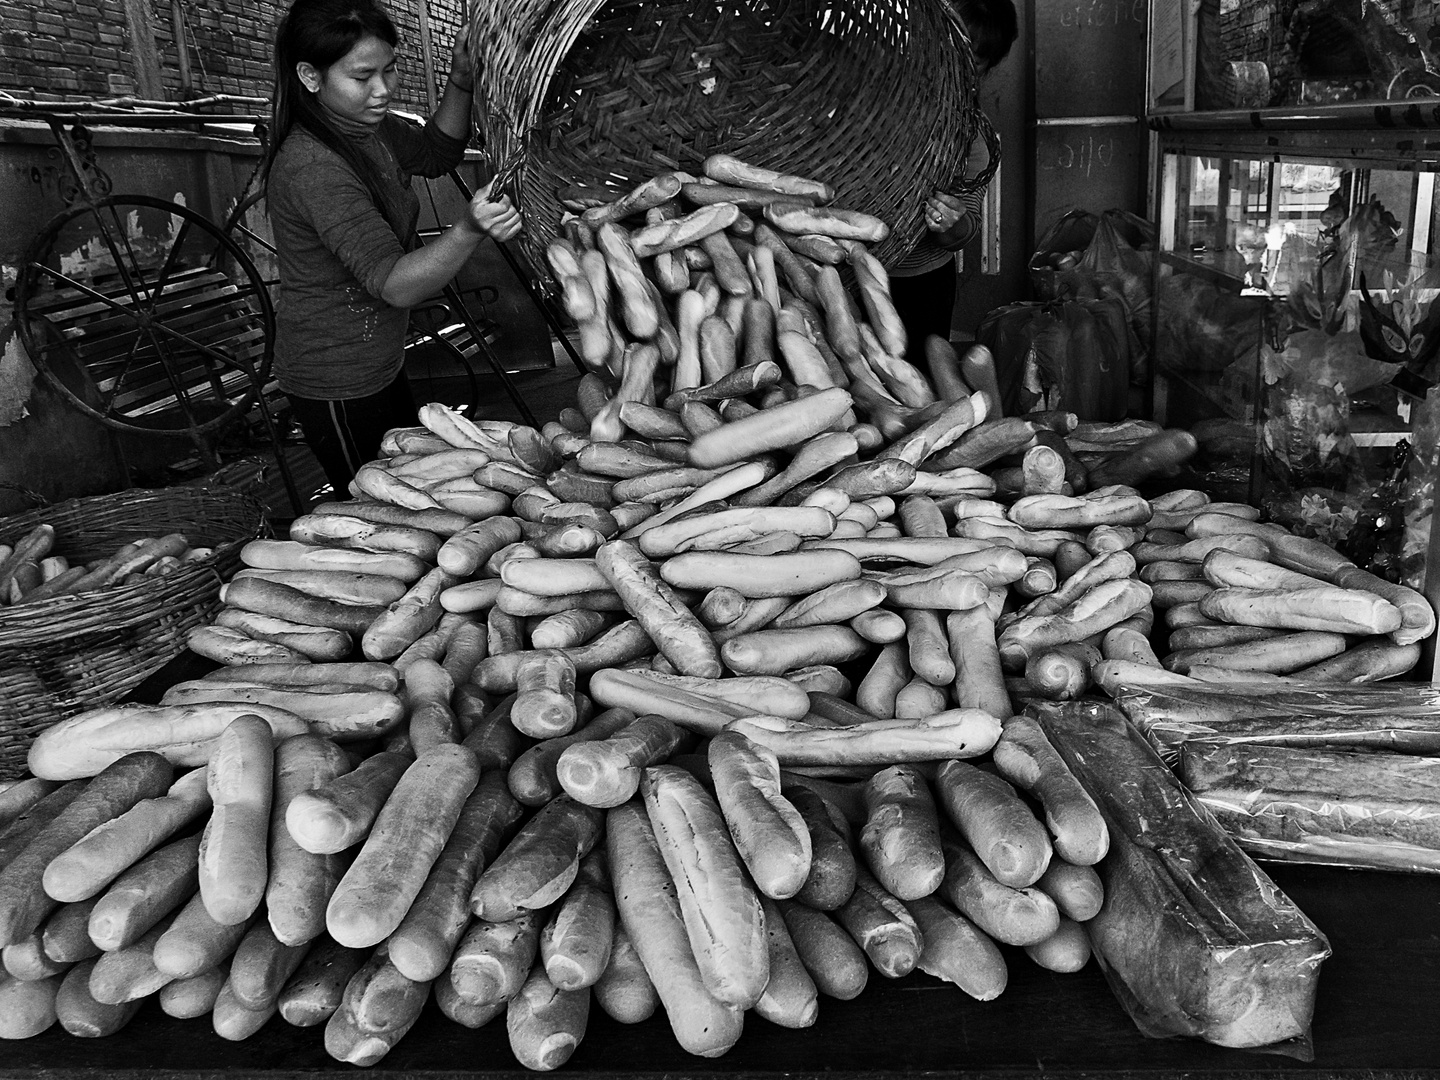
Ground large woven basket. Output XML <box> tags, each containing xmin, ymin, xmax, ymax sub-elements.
<box><xmin>471</xmin><ymin>0</ymin><xmax>984</xmax><ymax>270</ymax></box>
<box><xmin>0</xmin><ymin>487</ymin><xmax>265</xmax><ymax>779</ymax></box>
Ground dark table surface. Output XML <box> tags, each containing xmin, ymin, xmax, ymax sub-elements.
<box><xmin>5</xmin><ymin>661</ymin><xmax>1439</xmax><ymax>1079</ymax></box>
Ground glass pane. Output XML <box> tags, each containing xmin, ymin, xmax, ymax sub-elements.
<box><xmin>1157</xmin><ymin>151</ymin><xmax>1440</xmax><ymax>578</ymax></box>
<box><xmin>1195</xmin><ymin>0</ymin><xmax>1440</xmax><ymax>110</ymax></box>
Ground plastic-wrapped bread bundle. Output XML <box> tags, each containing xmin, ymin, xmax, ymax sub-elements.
<box><xmin>1099</xmin><ymin>677</ymin><xmax>1440</xmax><ymax>764</ymax></box>
<box><xmin>1179</xmin><ymin>742</ymin><xmax>1440</xmax><ymax>874</ymax></box>
<box><xmin>1031</xmin><ymin>700</ymin><xmax>1330</xmax><ymax>1058</ymax></box>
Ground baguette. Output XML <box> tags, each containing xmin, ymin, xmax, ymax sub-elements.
<box><xmin>54</xmin><ymin>958</ymin><xmax>143</xmax><ymax>1037</ymax></box>
<box><xmin>508</xmin><ymin>707</ymin><xmax>636</xmax><ymax>808</ymax></box>
<box><xmin>909</xmin><ymin>894</ymin><xmax>1008</xmax><ymax>1001</ymax></box>
<box><xmin>42</xmin><ymin>766</ymin><xmax>210</xmax><ymax>903</ymax></box>
<box><xmin>288</xmin><ymin>514</ymin><xmax>442</xmax><ymax>560</ymax></box>
<box><xmin>152</xmin><ymin>890</ymin><xmax>251</xmax><ymax>979</ymax></box>
<box><xmin>777</xmin><ymin>899</ymin><xmax>868</xmax><ymax>1000</ymax></box>
<box><xmin>0</xmin><ymin>753</ymin><xmax>172</xmax><ymax>947</ymax></box>
<box><xmin>990</xmin><ymin>715</ymin><xmax>1108</xmax><ymax>866</ymax></box>
<box><xmin>1024</xmin><ymin>916</ymin><xmax>1091</xmax><ymax>973</ymax></box>
<box><xmin>1035</xmin><ymin>859</ymin><xmax>1104</xmax><ymax>922</ymax></box>
<box><xmin>275</xmin><ymin>936</ymin><xmax>367</xmax><ymax>1027</ymax></box>
<box><xmin>937</xmin><ymin>832</ymin><xmax>1059</xmax><ymax>946</ymax></box>
<box><xmin>592</xmin><ymin>923</ymin><xmax>657</xmax><ymax>1023</ymax></box>
<box><xmin>754</xmin><ymin>893</ymin><xmax>819</xmax><ymax>1028</ymax></box>
<box><xmin>642</xmin><ymin>766</ymin><xmax>769</xmax><ymax>1008</ymax></box>
<box><xmin>728</xmin><ymin>710</ymin><xmax>1002</xmax><ymax>766</ymax></box>
<box><xmin>540</xmin><ymin>852</ymin><xmax>615</xmax><ymax>991</ymax></box>
<box><xmin>1199</xmin><ymin>585</ymin><xmax>1404</xmax><ymax>636</ymax></box>
<box><xmin>764</xmin><ymin>202</ymin><xmax>889</xmax><ymax>243</ymax></box>
<box><xmin>84</xmin><ymin>834</ymin><xmax>199</xmax><ymax>952</ymax></box>
<box><xmin>198</xmin><ymin>715</ymin><xmax>274</xmax><ymax>926</ymax></box>
<box><xmin>0</xmin><ymin>970</ymin><xmax>61</xmax><ymax>1038</ymax></box>
<box><xmin>311</xmin><ymin>498</ymin><xmax>472</xmax><ymax>536</ymax></box>
<box><xmin>834</xmin><ymin>869</ymin><xmax>923</xmax><ymax>978</ymax></box>
<box><xmin>506</xmin><ymin>963</ymin><xmax>591</xmax><ymax>1072</ymax></box>
<box><xmin>326</xmin><ymin>744</ymin><xmax>480</xmax><ymax>948</ymax></box>
<box><xmin>605</xmin><ymin>802</ymin><xmax>745</xmax><ymax>1057</ymax></box>
<box><xmin>285</xmin><ymin>750</ymin><xmax>410</xmax><ymax>856</ymax></box>
<box><xmin>720</xmin><ymin>625</ymin><xmax>869</xmax><ymax>676</ymax></box>
<box><xmin>557</xmin><ymin>714</ymin><xmax>688</xmax><ymax>808</ymax></box>
<box><xmin>362</xmin><ymin>567</ymin><xmax>456</xmax><ymax>661</ymax></box>
<box><xmin>41</xmin><ymin>897</ymin><xmax>102</xmax><ymax>963</ymax></box>
<box><xmin>661</xmin><ymin>548</ymin><xmax>862</xmax><ymax>598</ymax></box>
<box><xmin>158</xmin><ymin>964</ymin><xmax>228</xmax><ymax>1019</ymax></box>
<box><xmin>214</xmin><ymin>609</ymin><xmax>353</xmax><ymax>661</ymax></box>
<box><xmin>229</xmin><ymin>920</ymin><xmax>311</xmax><ymax>1011</ymax></box>
<box><xmin>266</xmin><ymin>735</ymin><xmax>352</xmax><ymax>947</ymax></box>
<box><xmin>709</xmin><ymin>731</ymin><xmax>812</xmax><ymax>900</ymax></box>
<box><xmin>511</xmin><ymin>650</ymin><xmax>579</xmax><ymax>739</ymax></box>
<box><xmin>240</xmin><ymin>539</ymin><xmax>428</xmax><ymax>582</ymax></box>
<box><xmin>387</xmin><ymin>772</ymin><xmax>523</xmax><ymax>982</ymax></box>
<box><xmin>448</xmin><ymin>910</ymin><xmax>542</xmax><ymax>1007</ymax></box>
<box><xmin>595</xmin><ymin>540</ymin><xmax>721</xmax><ymax>677</ymax></box>
<box><xmin>471</xmin><ymin>795</ymin><xmax>604</xmax><ymax>923</ymax></box>
<box><xmin>935</xmin><ymin>759</ymin><xmax>1051</xmax><ymax>889</ymax></box>
<box><xmin>29</xmin><ymin>703</ymin><xmax>307</xmax><ymax>781</ymax></box>
<box><xmin>784</xmin><ymin>785</ymin><xmax>858</xmax><ymax>910</ymax></box>
<box><xmin>186</xmin><ymin>625</ymin><xmax>314</xmax><ymax>667</ymax></box>
<box><xmin>859</xmin><ymin>764</ymin><xmax>944</xmax><ymax>901</ymax></box>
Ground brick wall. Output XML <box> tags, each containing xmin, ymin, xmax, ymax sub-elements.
<box><xmin>0</xmin><ymin>0</ymin><xmax>465</xmax><ymax>106</ymax></box>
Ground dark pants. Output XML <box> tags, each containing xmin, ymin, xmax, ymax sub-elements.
<box><xmin>889</xmin><ymin>258</ymin><xmax>958</xmax><ymax>365</ymax></box>
<box><xmin>287</xmin><ymin>374</ymin><xmax>417</xmax><ymax>495</ymax></box>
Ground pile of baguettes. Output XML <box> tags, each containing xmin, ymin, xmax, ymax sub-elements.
<box><xmin>0</xmin><ymin>154</ymin><xmax>1430</xmax><ymax>1068</ymax></box>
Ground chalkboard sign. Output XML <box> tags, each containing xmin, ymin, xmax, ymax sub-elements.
<box><xmin>1032</xmin><ymin>123</ymin><xmax>1145</xmax><ymax>236</ymax></box>
<box><xmin>1034</xmin><ymin>0</ymin><xmax>1146</xmax><ymax>119</ymax></box>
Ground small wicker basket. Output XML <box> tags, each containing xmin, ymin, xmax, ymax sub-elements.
<box><xmin>0</xmin><ymin>487</ymin><xmax>265</xmax><ymax>779</ymax></box>
<box><xmin>471</xmin><ymin>0</ymin><xmax>985</xmax><ymax>270</ymax></box>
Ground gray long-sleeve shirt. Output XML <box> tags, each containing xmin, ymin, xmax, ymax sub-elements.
<box><xmin>267</xmin><ymin>112</ymin><xmax>469</xmax><ymax>400</ymax></box>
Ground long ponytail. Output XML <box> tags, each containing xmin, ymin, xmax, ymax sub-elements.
<box><xmin>265</xmin><ymin>0</ymin><xmax>403</xmax><ymax>231</ymax></box>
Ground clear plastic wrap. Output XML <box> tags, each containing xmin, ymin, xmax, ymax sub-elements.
<box><xmin>1107</xmin><ymin>680</ymin><xmax>1440</xmax><ymax>765</ymax></box>
<box><xmin>1179</xmin><ymin>741</ymin><xmax>1440</xmax><ymax>875</ymax></box>
<box><xmin>1032</xmin><ymin>700</ymin><xmax>1330</xmax><ymax>1059</ymax></box>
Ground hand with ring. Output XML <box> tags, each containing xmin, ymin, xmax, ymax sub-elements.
<box><xmin>924</xmin><ymin>191</ymin><xmax>967</xmax><ymax>235</ymax></box>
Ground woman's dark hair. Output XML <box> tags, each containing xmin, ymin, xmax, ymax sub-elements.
<box><xmin>264</xmin><ymin>0</ymin><xmax>402</xmax><ymax>228</ymax></box>
<box><xmin>953</xmin><ymin>0</ymin><xmax>1019</xmax><ymax>73</ymax></box>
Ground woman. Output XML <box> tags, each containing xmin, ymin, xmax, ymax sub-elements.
<box><xmin>264</xmin><ymin>0</ymin><xmax>521</xmax><ymax>493</ymax></box>
<box><xmin>888</xmin><ymin>0</ymin><xmax>1017</xmax><ymax>364</ymax></box>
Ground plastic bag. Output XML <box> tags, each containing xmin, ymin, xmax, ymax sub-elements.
<box><xmin>1031</xmin><ymin>209</ymin><xmax>1156</xmax><ymax>368</ymax></box>
<box><xmin>1029</xmin><ymin>209</ymin><xmax>1099</xmax><ymax>301</ymax></box>
<box><xmin>1105</xmin><ymin>680</ymin><xmax>1440</xmax><ymax>765</ymax></box>
<box><xmin>1179</xmin><ymin>742</ymin><xmax>1440</xmax><ymax>875</ymax></box>
<box><xmin>978</xmin><ymin>299</ymin><xmax>1133</xmax><ymax>421</ymax></box>
<box><xmin>1033</xmin><ymin>700</ymin><xmax>1329</xmax><ymax>1059</ymax></box>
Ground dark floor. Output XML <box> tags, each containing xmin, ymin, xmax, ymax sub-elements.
<box><xmin>255</xmin><ymin>337</ymin><xmax>584</xmax><ymax>520</ymax></box>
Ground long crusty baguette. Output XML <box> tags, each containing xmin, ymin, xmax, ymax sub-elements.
<box><xmin>197</xmin><ymin>715</ymin><xmax>274</xmax><ymax>926</ymax></box>
<box><xmin>265</xmin><ymin>734</ymin><xmax>352</xmax><ymax>946</ymax></box>
<box><xmin>28</xmin><ymin>704</ymin><xmax>307</xmax><ymax>781</ymax></box>
<box><xmin>642</xmin><ymin>766</ymin><xmax>769</xmax><ymax>1008</ymax></box>
<box><xmin>709</xmin><ymin>731</ymin><xmax>812</xmax><ymax>900</ymax></box>
<box><xmin>859</xmin><ymin>764</ymin><xmax>945</xmax><ymax>901</ymax></box>
<box><xmin>0</xmin><ymin>753</ymin><xmax>173</xmax><ymax>948</ymax></box>
<box><xmin>605</xmin><ymin>802</ymin><xmax>745</xmax><ymax>1056</ymax></box>
<box><xmin>326</xmin><ymin>744</ymin><xmax>481</xmax><ymax>948</ymax></box>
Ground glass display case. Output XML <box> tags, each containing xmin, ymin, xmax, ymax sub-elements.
<box><xmin>1150</xmin><ymin>0</ymin><xmax>1440</xmax><ymax>112</ymax></box>
<box><xmin>1152</xmin><ymin>139</ymin><xmax>1440</xmax><ymax>605</ymax></box>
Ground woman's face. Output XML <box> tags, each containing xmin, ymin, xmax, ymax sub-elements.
<box><xmin>301</xmin><ymin>34</ymin><xmax>398</xmax><ymax>126</ymax></box>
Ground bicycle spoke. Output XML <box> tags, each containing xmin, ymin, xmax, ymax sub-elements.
<box><xmin>137</xmin><ymin>214</ymin><xmax>197</xmax><ymax>321</ymax></box>
<box><xmin>97</xmin><ymin>322</ymin><xmax>156</xmax><ymax>420</ymax></box>
<box><xmin>29</xmin><ymin>263</ymin><xmax>147</xmax><ymax>325</ymax></box>
<box><xmin>92</xmin><ymin>202</ymin><xmax>151</xmax><ymax>308</ymax></box>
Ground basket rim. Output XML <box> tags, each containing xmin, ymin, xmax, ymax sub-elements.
<box><xmin>0</xmin><ymin>486</ymin><xmax>264</xmax><ymax>643</ymax></box>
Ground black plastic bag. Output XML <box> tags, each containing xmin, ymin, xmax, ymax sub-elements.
<box><xmin>979</xmin><ymin>298</ymin><xmax>1133</xmax><ymax>421</ymax></box>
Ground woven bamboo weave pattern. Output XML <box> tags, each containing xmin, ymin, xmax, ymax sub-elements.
<box><xmin>0</xmin><ymin>487</ymin><xmax>265</xmax><ymax>779</ymax></box>
<box><xmin>471</xmin><ymin>0</ymin><xmax>981</xmax><ymax>270</ymax></box>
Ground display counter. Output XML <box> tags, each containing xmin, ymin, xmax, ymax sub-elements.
<box><xmin>1</xmin><ymin>861</ymin><xmax>1436</xmax><ymax>1078</ymax></box>
<box><xmin>3</xmin><ymin>643</ymin><xmax>1437</xmax><ymax>1080</ymax></box>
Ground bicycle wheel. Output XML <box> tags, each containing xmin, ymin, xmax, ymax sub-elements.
<box><xmin>13</xmin><ymin>194</ymin><xmax>276</xmax><ymax>439</ymax></box>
